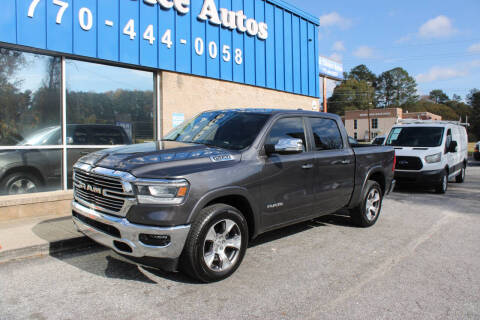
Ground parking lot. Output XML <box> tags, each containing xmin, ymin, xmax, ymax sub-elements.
<box><xmin>1</xmin><ymin>162</ymin><xmax>479</xmax><ymax>320</ymax></box>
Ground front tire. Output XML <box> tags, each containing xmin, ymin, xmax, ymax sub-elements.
<box><xmin>435</xmin><ymin>170</ymin><xmax>448</xmax><ymax>194</ymax></box>
<box><xmin>455</xmin><ymin>165</ymin><xmax>466</xmax><ymax>183</ymax></box>
<box><xmin>1</xmin><ymin>172</ymin><xmax>42</xmax><ymax>195</ymax></box>
<box><xmin>350</xmin><ymin>181</ymin><xmax>383</xmax><ymax>227</ymax></box>
<box><xmin>181</xmin><ymin>204</ymin><xmax>248</xmax><ymax>282</ymax></box>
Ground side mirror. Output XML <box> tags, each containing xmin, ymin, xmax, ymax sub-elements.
<box><xmin>266</xmin><ymin>138</ymin><xmax>304</xmax><ymax>155</ymax></box>
<box><xmin>449</xmin><ymin>140</ymin><xmax>458</xmax><ymax>153</ymax></box>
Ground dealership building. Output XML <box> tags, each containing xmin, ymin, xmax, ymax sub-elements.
<box><xmin>0</xmin><ymin>0</ymin><xmax>320</xmax><ymax>219</ymax></box>
<box><xmin>344</xmin><ymin>108</ymin><xmax>442</xmax><ymax>141</ymax></box>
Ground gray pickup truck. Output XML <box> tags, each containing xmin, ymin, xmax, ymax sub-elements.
<box><xmin>72</xmin><ymin>109</ymin><xmax>395</xmax><ymax>282</ymax></box>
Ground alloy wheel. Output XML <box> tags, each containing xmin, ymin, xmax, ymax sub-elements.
<box><xmin>365</xmin><ymin>188</ymin><xmax>381</xmax><ymax>221</ymax></box>
<box><xmin>203</xmin><ymin>219</ymin><xmax>242</xmax><ymax>272</ymax></box>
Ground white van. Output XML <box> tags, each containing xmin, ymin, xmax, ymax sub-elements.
<box><xmin>385</xmin><ymin>120</ymin><xmax>468</xmax><ymax>193</ymax></box>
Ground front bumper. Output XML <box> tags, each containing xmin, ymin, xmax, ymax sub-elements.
<box><xmin>394</xmin><ymin>169</ymin><xmax>443</xmax><ymax>186</ymax></box>
<box><xmin>72</xmin><ymin>201</ymin><xmax>190</xmax><ymax>260</ymax></box>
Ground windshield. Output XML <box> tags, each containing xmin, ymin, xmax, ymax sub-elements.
<box><xmin>386</xmin><ymin>127</ymin><xmax>444</xmax><ymax>147</ymax></box>
<box><xmin>164</xmin><ymin>111</ymin><xmax>270</xmax><ymax>150</ymax></box>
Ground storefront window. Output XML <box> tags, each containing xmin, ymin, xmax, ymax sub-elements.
<box><xmin>66</xmin><ymin>60</ymin><xmax>155</xmax><ymax>186</ymax></box>
<box><xmin>0</xmin><ymin>48</ymin><xmax>62</xmax><ymax>195</ymax></box>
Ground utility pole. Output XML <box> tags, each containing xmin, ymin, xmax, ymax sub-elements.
<box><xmin>323</xmin><ymin>77</ymin><xmax>327</xmax><ymax>113</ymax></box>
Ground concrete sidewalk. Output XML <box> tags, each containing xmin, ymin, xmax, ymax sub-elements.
<box><xmin>0</xmin><ymin>213</ymin><xmax>96</xmax><ymax>264</ymax></box>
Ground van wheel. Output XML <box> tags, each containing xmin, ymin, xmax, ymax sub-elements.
<box><xmin>2</xmin><ymin>172</ymin><xmax>41</xmax><ymax>195</ymax></box>
<box><xmin>455</xmin><ymin>166</ymin><xmax>466</xmax><ymax>183</ymax></box>
<box><xmin>350</xmin><ymin>181</ymin><xmax>383</xmax><ymax>228</ymax></box>
<box><xmin>181</xmin><ymin>204</ymin><xmax>248</xmax><ymax>283</ymax></box>
<box><xmin>435</xmin><ymin>171</ymin><xmax>448</xmax><ymax>194</ymax></box>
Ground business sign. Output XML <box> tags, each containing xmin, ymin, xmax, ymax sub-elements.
<box><xmin>319</xmin><ymin>56</ymin><xmax>343</xmax><ymax>81</ymax></box>
<box><xmin>172</xmin><ymin>113</ymin><xmax>185</xmax><ymax>127</ymax></box>
<box><xmin>0</xmin><ymin>0</ymin><xmax>320</xmax><ymax>98</ymax></box>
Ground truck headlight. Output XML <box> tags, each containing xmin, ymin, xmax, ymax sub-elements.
<box><xmin>425</xmin><ymin>153</ymin><xmax>442</xmax><ymax>164</ymax></box>
<box><xmin>135</xmin><ymin>179</ymin><xmax>189</xmax><ymax>204</ymax></box>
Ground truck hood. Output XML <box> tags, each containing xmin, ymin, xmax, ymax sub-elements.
<box><xmin>77</xmin><ymin>141</ymin><xmax>241</xmax><ymax>178</ymax></box>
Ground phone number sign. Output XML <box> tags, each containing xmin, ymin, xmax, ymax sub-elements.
<box><xmin>0</xmin><ymin>0</ymin><xmax>320</xmax><ymax>97</ymax></box>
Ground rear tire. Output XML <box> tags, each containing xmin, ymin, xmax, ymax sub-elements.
<box><xmin>181</xmin><ymin>204</ymin><xmax>248</xmax><ymax>283</ymax></box>
<box><xmin>435</xmin><ymin>170</ymin><xmax>448</xmax><ymax>194</ymax></box>
<box><xmin>455</xmin><ymin>165</ymin><xmax>466</xmax><ymax>183</ymax></box>
<box><xmin>350</xmin><ymin>181</ymin><xmax>383</xmax><ymax>228</ymax></box>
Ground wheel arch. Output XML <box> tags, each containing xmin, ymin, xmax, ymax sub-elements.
<box><xmin>188</xmin><ymin>187</ymin><xmax>260</xmax><ymax>240</ymax></box>
<box><xmin>1</xmin><ymin>166</ymin><xmax>46</xmax><ymax>186</ymax></box>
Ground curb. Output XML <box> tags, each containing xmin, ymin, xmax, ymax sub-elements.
<box><xmin>0</xmin><ymin>236</ymin><xmax>100</xmax><ymax>264</ymax></box>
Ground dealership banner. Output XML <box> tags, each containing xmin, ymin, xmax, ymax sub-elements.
<box><xmin>0</xmin><ymin>0</ymin><xmax>319</xmax><ymax>97</ymax></box>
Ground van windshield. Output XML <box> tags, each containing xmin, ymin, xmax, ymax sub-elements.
<box><xmin>386</xmin><ymin>127</ymin><xmax>444</xmax><ymax>147</ymax></box>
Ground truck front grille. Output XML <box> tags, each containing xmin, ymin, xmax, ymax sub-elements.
<box><xmin>395</xmin><ymin>156</ymin><xmax>423</xmax><ymax>171</ymax></box>
<box><xmin>73</xmin><ymin>169</ymin><xmax>133</xmax><ymax>216</ymax></box>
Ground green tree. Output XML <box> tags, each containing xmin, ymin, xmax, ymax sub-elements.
<box><xmin>327</xmin><ymin>79</ymin><xmax>375</xmax><ymax>116</ymax></box>
<box><xmin>346</xmin><ymin>64</ymin><xmax>376</xmax><ymax>86</ymax></box>
<box><xmin>468</xmin><ymin>91</ymin><xmax>480</xmax><ymax>140</ymax></box>
<box><xmin>452</xmin><ymin>94</ymin><xmax>462</xmax><ymax>102</ymax></box>
<box><xmin>376</xmin><ymin>67</ymin><xmax>418</xmax><ymax>107</ymax></box>
<box><xmin>429</xmin><ymin>89</ymin><xmax>449</xmax><ymax>104</ymax></box>
<box><xmin>403</xmin><ymin>100</ymin><xmax>459</xmax><ymax>120</ymax></box>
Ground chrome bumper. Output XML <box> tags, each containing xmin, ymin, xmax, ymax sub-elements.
<box><xmin>72</xmin><ymin>201</ymin><xmax>190</xmax><ymax>259</ymax></box>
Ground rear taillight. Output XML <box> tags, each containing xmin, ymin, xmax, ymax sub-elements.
<box><xmin>392</xmin><ymin>154</ymin><xmax>396</xmax><ymax>172</ymax></box>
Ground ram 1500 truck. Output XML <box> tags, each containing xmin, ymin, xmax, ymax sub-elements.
<box><xmin>72</xmin><ymin>109</ymin><xmax>395</xmax><ymax>282</ymax></box>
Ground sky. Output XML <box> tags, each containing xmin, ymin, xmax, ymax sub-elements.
<box><xmin>288</xmin><ymin>0</ymin><xmax>480</xmax><ymax>100</ymax></box>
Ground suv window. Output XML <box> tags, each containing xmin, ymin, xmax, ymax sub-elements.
<box><xmin>309</xmin><ymin>118</ymin><xmax>343</xmax><ymax>150</ymax></box>
<box><xmin>266</xmin><ymin>117</ymin><xmax>306</xmax><ymax>151</ymax></box>
<box><xmin>91</xmin><ymin>127</ymin><xmax>125</xmax><ymax>145</ymax></box>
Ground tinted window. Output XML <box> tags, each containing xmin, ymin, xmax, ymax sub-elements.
<box><xmin>90</xmin><ymin>127</ymin><xmax>127</xmax><ymax>145</ymax></box>
<box><xmin>310</xmin><ymin>118</ymin><xmax>343</xmax><ymax>150</ymax></box>
<box><xmin>165</xmin><ymin>111</ymin><xmax>269</xmax><ymax>150</ymax></box>
<box><xmin>386</xmin><ymin>127</ymin><xmax>444</xmax><ymax>147</ymax></box>
<box><xmin>266</xmin><ymin>117</ymin><xmax>306</xmax><ymax>150</ymax></box>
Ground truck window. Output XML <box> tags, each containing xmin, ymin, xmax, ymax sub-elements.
<box><xmin>309</xmin><ymin>118</ymin><xmax>343</xmax><ymax>150</ymax></box>
<box><xmin>266</xmin><ymin>117</ymin><xmax>306</xmax><ymax>151</ymax></box>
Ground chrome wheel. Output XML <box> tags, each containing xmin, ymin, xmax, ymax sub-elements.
<box><xmin>442</xmin><ymin>175</ymin><xmax>447</xmax><ymax>191</ymax></box>
<box><xmin>8</xmin><ymin>179</ymin><xmax>38</xmax><ymax>195</ymax></box>
<box><xmin>365</xmin><ymin>188</ymin><xmax>381</xmax><ymax>221</ymax></box>
<box><xmin>203</xmin><ymin>219</ymin><xmax>242</xmax><ymax>272</ymax></box>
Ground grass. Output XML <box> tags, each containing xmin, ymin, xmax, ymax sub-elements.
<box><xmin>468</xmin><ymin>142</ymin><xmax>476</xmax><ymax>154</ymax></box>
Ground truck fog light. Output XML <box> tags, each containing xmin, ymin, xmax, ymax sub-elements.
<box><xmin>139</xmin><ymin>234</ymin><xmax>171</xmax><ymax>247</ymax></box>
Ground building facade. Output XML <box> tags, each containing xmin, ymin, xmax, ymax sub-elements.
<box><xmin>344</xmin><ymin>108</ymin><xmax>442</xmax><ymax>141</ymax></box>
<box><xmin>0</xmin><ymin>0</ymin><xmax>320</xmax><ymax>219</ymax></box>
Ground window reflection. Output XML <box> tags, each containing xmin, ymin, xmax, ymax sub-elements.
<box><xmin>0</xmin><ymin>48</ymin><xmax>62</xmax><ymax>195</ymax></box>
<box><xmin>66</xmin><ymin>60</ymin><xmax>154</xmax><ymax>144</ymax></box>
<box><xmin>0</xmin><ymin>49</ymin><xmax>61</xmax><ymax>146</ymax></box>
<box><xmin>0</xmin><ymin>149</ymin><xmax>62</xmax><ymax>195</ymax></box>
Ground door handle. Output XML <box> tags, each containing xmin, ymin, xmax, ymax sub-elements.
<box><xmin>341</xmin><ymin>160</ymin><xmax>351</xmax><ymax>165</ymax></box>
<box><xmin>302</xmin><ymin>163</ymin><xmax>314</xmax><ymax>169</ymax></box>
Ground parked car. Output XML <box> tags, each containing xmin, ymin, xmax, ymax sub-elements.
<box><xmin>474</xmin><ymin>142</ymin><xmax>480</xmax><ymax>161</ymax></box>
<box><xmin>371</xmin><ymin>135</ymin><xmax>386</xmax><ymax>145</ymax></box>
<box><xmin>71</xmin><ymin>109</ymin><xmax>395</xmax><ymax>282</ymax></box>
<box><xmin>386</xmin><ymin>120</ymin><xmax>468</xmax><ymax>193</ymax></box>
<box><xmin>0</xmin><ymin>125</ymin><xmax>131</xmax><ymax>195</ymax></box>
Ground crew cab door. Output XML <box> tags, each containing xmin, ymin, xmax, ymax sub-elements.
<box><xmin>307</xmin><ymin>117</ymin><xmax>355</xmax><ymax>214</ymax></box>
<box><xmin>260</xmin><ymin>117</ymin><xmax>314</xmax><ymax>227</ymax></box>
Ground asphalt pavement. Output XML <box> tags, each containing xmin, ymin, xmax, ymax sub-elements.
<box><xmin>1</xmin><ymin>163</ymin><xmax>479</xmax><ymax>320</ymax></box>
